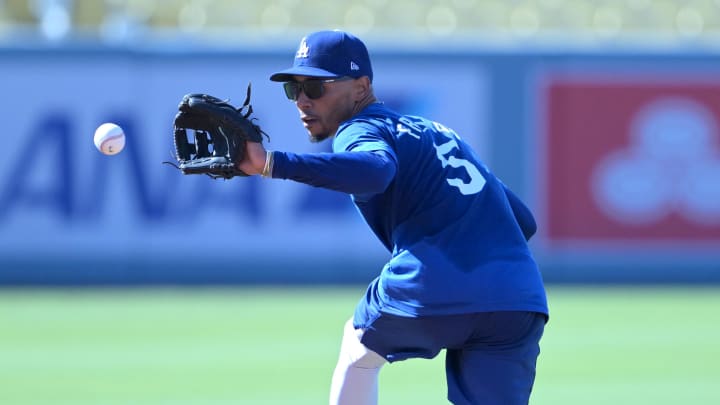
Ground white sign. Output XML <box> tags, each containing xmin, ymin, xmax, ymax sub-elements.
<box><xmin>0</xmin><ymin>51</ymin><xmax>488</xmax><ymax>275</ymax></box>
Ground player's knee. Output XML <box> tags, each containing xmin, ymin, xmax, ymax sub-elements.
<box><xmin>338</xmin><ymin>319</ymin><xmax>387</xmax><ymax>369</ymax></box>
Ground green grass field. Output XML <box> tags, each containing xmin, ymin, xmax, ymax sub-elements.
<box><xmin>1</xmin><ymin>286</ymin><xmax>719</xmax><ymax>404</ymax></box>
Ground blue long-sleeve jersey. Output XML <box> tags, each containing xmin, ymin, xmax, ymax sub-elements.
<box><xmin>272</xmin><ymin>103</ymin><xmax>548</xmax><ymax>319</ymax></box>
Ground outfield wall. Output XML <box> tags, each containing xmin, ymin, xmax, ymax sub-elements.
<box><xmin>1</xmin><ymin>44</ymin><xmax>719</xmax><ymax>284</ymax></box>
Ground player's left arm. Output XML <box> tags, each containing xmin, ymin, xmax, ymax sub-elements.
<box><xmin>503</xmin><ymin>184</ymin><xmax>537</xmax><ymax>241</ymax></box>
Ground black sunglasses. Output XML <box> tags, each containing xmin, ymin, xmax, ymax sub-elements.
<box><xmin>283</xmin><ymin>77</ymin><xmax>353</xmax><ymax>101</ymax></box>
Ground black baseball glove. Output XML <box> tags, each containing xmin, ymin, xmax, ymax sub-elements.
<box><xmin>166</xmin><ymin>83</ymin><xmax>268</xmax><ymax>179</ymax></box>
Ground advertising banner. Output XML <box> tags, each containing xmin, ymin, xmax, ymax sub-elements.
<box><xmin>0</xmin><ymin>49</ymin><xmax>488</xmax><ymax>283</ymax></box>
<box><xmin>539</xmin><ymin>74</ymin><xmax>720</xmax><ymax>252</ymax></box>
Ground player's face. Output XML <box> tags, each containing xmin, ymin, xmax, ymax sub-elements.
<box><xmin>289</xmin><ymin>76</ymin><xmax>359</xmax><ymax>142</ymax></box>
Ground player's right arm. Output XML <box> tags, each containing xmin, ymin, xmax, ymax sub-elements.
<box><xmin>238</xmin><ymin>130</ymin><xmax>397</xmax><ymax>194</ymax></box>
<box><xmin>239</xmin><ymin>123</ymin><xmax>398</xmax><ymax>196</ymax></box>
<box><xmin>237</xmin><ymin>140</ymin><xmax>268</xmax><ymax>176</ymax></box>
<box><xmin>270</xmin><ymin>149</ymin><xmax>396</xmax><ymax>195</ymax></box>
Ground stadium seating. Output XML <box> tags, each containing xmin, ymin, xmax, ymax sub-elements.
<box><xmin>1</xmin><ymin>0</ymin><xmax>718</xmax><ymax>41</ymax></box>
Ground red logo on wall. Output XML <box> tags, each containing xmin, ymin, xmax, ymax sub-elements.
<box><xmin>542</xmin><ymin>77</ymin><xmax>720</xmax><ymax>242</ymax></box>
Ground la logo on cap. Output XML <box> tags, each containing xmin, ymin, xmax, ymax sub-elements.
<box><xmin>296</xmin><ymin>38</ymin><xmax>309</xmax><ymax>59</ymax></box>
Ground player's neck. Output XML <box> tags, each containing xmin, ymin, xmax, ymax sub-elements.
<box><xmin>352</xmin><ymin>93</ymin><xmax>378</xmax><ymax>116</ymax></box>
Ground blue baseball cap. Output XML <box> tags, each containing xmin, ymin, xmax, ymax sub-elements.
<box><xmin>270</xmin><ymin>30</ymin><xmax>373</xmax><ymax>82</ymax></box>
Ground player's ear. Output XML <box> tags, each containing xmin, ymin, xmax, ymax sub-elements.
<box><xmin>353</xmin><ymin>76</ymin><xmax>372</xmax><ymax>101</ymax></box>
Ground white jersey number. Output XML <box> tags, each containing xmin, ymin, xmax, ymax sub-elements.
<box><xmin>432</xmin><ymin>122</ymin><xmax>486</xmax><ymax>195</ymax></box>
<box><xmin>397</xmin><ymin>117</ymin><xmax>486</xmax><ymax>196</ymax></box>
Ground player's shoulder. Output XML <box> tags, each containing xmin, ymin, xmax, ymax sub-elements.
<box><xmin>333</xmin><ymin>107</ymin><xmax>397</xmax><ymax>153</ymax></box>
<box><xmin>337</xmin><ymin>104</ymin><xmax>396</xmax><ymax>139</ymax></box>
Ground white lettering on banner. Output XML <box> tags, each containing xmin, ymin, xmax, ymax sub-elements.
<box><xmin>0</xmin><ymin>53</ymin><xmax>486</xmax><ymax>263</ymax></box>
<box><xmin>0</xmin><ymin>112</ymin><xmax>264</xmax><ymax>222</ymax></box>
<box><xmin>0</xmin><ymin>110</ymin><xmax>364</xmax><ymax>260</ymax></box>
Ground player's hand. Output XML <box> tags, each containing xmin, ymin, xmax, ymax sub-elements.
<box><xmin>237</xmin><ymin>141</ymin><xmax>268</xmax><ymax>176</ymax></box>
<box><xmin>168</xmin><ymin>85</ymin><xmax>267</xmax><ymax>179</ymax></box>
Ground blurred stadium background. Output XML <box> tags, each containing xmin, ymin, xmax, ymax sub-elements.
<box><xmin>1</xmin><ymin>1</ymin><xmax>719</xmax><ymax>404</ymax></box>
<box><xmin>3</xmin><ymin>0</ymin><xmax>720</xmax><ymax>43</ymax></box>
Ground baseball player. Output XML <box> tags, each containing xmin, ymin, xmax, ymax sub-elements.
<box><xmin>236</xmin><ymin>30</ymin><xmax>549</xmax><ymax>405</ymax></box>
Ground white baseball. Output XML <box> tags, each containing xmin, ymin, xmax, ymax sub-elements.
<box><xmin>94</xmin><ymin>123</ymin><xmax>126</xmax><ymax>155</ymax></box>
